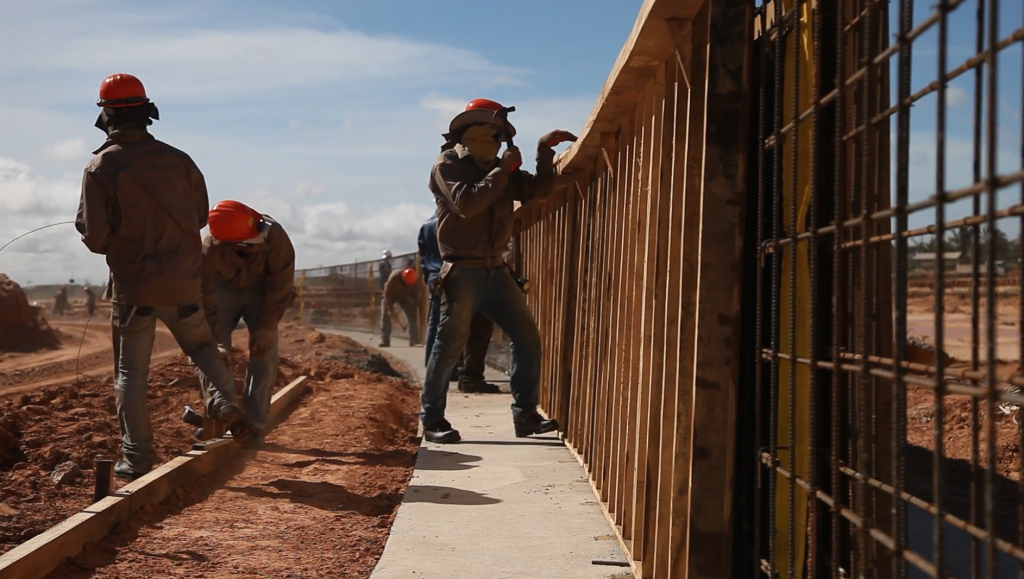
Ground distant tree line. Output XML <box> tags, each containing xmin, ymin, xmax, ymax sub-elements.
<box><xmin>909</xmin><ymin>225</ymin><xmax>1019</xmax><ymax>263</ymax></box>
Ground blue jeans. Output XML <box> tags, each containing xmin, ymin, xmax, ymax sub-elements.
<box><xmin>422</xmin><ymin>266</ymin><xmax>541</xmax><ymax>425</ymax></box>
<box><xmin>199</xmin><ymin>283</ymin><xmax>278</xmax><ymax>431</ymax></box>
<box><xmin>112</xmin><ymin>303</ymin><xmax>238</xmax><ymax>472</ymax></box>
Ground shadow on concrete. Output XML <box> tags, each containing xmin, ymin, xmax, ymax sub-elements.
<box><xmin>402</xmin><ymin>485</ymin><xmax>502</xmax><ymax>506</ymax></box>
<box><xmin>416</xmin><ymin>448</ymin><xmax>482</xmax><ymax>471</ymax></box>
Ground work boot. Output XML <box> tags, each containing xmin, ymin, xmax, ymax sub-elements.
<box><xmin>378</xmin><ymin>339</ymin><xmax>390</xmax><ymax>348</ymax></box>
<box><xmin>181</xmin><ymin>405</ymin><xmax>204</xmax><ymax>428</ymax></box>
<box><xmin>457</xmin><ymin>379</ymin><xmax>502</xmax><ymax>394</ymax></box>
<box><xmin>113</xmin><ymin>459</ymin><xmax>148</xmax><ymax>482</ymax></box>
<box><xmin>193</xmin><ymin>427</ymin><xmax>205</xmax><ymax>441</ymax></box>
<box><xmin>514</xmin><ymin>413</ymin><xmax>559</xmax><ymax>438</ymax></box>
<box><xmin>423</xmin><ymin>419</ymin><xmax>461</xmax><ymax>444</ymax></box>
<box><xmin>219</xmin><ymin>404</ymin><xmax>257</xmax><ymax>447</ymax></box>
<box><xmin>241</xmin><ymin>428</ymin><xmax>265</xmax><ymax>450</ymax></box>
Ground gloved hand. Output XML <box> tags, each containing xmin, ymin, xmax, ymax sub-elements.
<box><xmin>500</xmin><ymin>145</ymin><xmax>523</xmax><ymax>172</ymax></box>
<box><xmin>250</xmin><ymin>327</ymin><xmax>276</xmax><ymax>357</ymax></box>
<box><xmin>539</xmin><ymin>130</ymin><xmax>579</xmax><ymax>148</ymax></box>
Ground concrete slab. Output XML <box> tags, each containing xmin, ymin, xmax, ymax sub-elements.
<box><xmin>328</xmin><ymin>329</ymin><xmax>631</xmax><ymax>579</ymax></box>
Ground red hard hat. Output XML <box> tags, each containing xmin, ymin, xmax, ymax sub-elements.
<box><xmin>208</xmin><ymin>200</ymin><xmax>262</xmax><ymax>243</ymax></box>
<box><xmin>401</xmin><ymin>268</ymin><xmax>418</xmax><ymax>286</ymax></box>
<box><xmin>97</xmin><ymin>73</ymin><xmax>150</xmax><ymax>108</ymax></box>
<box><xmin>446</xmin><ymin>98</ymin><xmax>516</xmax><ymax>140</ymax></box>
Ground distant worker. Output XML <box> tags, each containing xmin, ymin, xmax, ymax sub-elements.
<box><xmin>380</xmin><ymin>265</ymin><xmax>424</xmax><ymax>348</ymax></box>
<box><xmin>421</xmin><ymin>98</ymin><xmax>577</xmax><ymax>443</ymax></box>
<box><xmin>195</xmin><ymin>200</ymin><xmax>296</xmax><ymax>448</ymax></box>
<box><xmin>379</xmin><ymin>250</ymin><xmax>394</xmax><ymax>291</ymax></box>
<box><xmin>83</xmin><ymin>285</ymin><xmax>97</xmax><ymax>317</ymax></box>
<box><xmin>52</xmin><ymin>285</ymin><xmax>69</xmax><ymax>316</ymax></box>
<box><xmin>417</xmin><ymin>213</ymin><xmax>499</xmax><ymax>393</ymax></box>
<box><xmin>75</xmin><ymin>72</ymin><xmax>253</xmax><ymax>480</ymax></box>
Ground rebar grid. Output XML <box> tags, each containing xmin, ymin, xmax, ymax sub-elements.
<box><xmin>753</xmin><ymin>0</ymin><xmax>1024</xmax><ymax>577</ymax></box>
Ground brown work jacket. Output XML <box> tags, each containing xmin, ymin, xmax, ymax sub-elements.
<box><xmin>384</xmin><ymin>270</ymin><xmax>425</xmax><ymax>307</ymax></box>
<box><xmin>428</xmin><ymin>143</ymin><xmax>554</xmax><ymax>260</ymax></box>
<box><xmin>200</xmin><ymin>217</ymin><xmax>296</xmax><ymax>330</ymax></box>
<box><xmin>76</xmin><ymin>128</ymin><xmax>209</xmax><ymax>307</ymax></box>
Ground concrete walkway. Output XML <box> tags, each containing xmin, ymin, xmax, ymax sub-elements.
<box><xmin>329</xmin><ymin>329</ymin><xmax>631</xmax><ymax>579</ymax></box>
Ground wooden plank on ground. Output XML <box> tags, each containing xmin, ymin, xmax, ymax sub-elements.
<box><xmin>0</xmin><ymin>375</ymin><xmax>311</xmax><ymax>579</ymax></box>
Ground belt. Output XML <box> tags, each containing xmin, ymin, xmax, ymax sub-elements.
<box><xmin>444</xmin><ymin>256</ymin><xmax>506</xmax><ymax>268</ymax></box>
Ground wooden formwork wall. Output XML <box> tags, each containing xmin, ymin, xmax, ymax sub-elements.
<box><xmin>513</xmin><ymin>1</ymin><xmax>752</xmax><ymax>578</ymax></box>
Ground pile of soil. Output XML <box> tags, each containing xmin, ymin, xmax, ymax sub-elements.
<box><xmin>0</xmin><ymin>348</ymin><xmax>299</xmax><ymax>551</ymax></box>
<box><xmin>0</xmin><ymin>274</ymin><xmax>61</xmax><ymax>353</ymax></box>
<box><xmin>50</xmin><ymin>336</ymin><xmax>419</xmax><ymax>578</ymax></box>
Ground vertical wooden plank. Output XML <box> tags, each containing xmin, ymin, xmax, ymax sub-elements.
<box><xmin>560</xmin><ymin>181</ymin><xmax>583</xmax><ymax>433</ymax></box>
<box><xmin>682</xmin><ymin>0</ymin><xmax>752</xmax><ymax>576</ymax></box>
<box><xmin>660</xmin><ymin>17</ymin><xmax>695</xmax><ymax>579</ymax></box>
<box><xmin>630</xmin><ymin>76</ymin><xmax>657</xmax><ymax>563</ymax></box>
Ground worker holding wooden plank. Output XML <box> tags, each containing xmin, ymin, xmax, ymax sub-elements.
<box><xmin>195</xmin><ymin>200</ymin><xmax>296</xmax><ymax>449</ymax></box>
<box><xmin>422</xmin><ymin>98</ymin><xmax>576</xmax><ymax>443</ymax></box>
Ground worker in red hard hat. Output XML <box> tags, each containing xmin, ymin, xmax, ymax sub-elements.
<box><xmin>421</xmin><ymin>98</ymin><xmax>577</xmax><ymax>443</ymax></box>
<box><xmin>380</xmin><ymin>259</ymin><xmax>425</xmax><ymax>348</ymax></box>
<box><xmin>193</xmin><ymin>200</ymin><xmax>296</xmax><ymax>448</ymax></box>
<box><xmin>76</xmin><ymin>73</ymin><xmax>254</xmax><ymax>480</ymax></box>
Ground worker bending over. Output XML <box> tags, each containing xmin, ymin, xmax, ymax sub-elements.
<box><xmin>380</xmin><ymin>263</ymin><xmax>424</xmax><ymax>348</ymax></box>
<box><xmin>76</xmin><ymin>73</ymin><xmax>253</xmax><ymax>480</ymax></box>
<box><xmin>197</xmin><ymin>200</ymin><xmax>296</xmax><ymax>448</ymax></box>
<box><xmin>422</xmin><ymin>98</ymin><xmax>576</xmax><ymax>443</ymax></box>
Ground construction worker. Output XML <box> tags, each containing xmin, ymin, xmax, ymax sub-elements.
<box><xmin>418</xmin><ymin>213</ymin><xmax>499</xmax><ymax>393</ymax></box>
<box><xmin>75</xmin><ymin>73</ymin><xmax>253</xmax><ymax>480</ymax></box>
<box><xmin>195</xmin><ymin>200</ymin><xmax>296</xmax><ymax>448</ymax></box>
<box><xmin>83</xmin><ymin>285</ymin><xmax>97</xmax><ymax>316</ymax></box>
<box><xmin>422</xmin><ymin>98</ymin><xmax>576</xmax><ymax>443</ymax></box>
<box><xmin>52</xmin><ymin>285</ymin><xmax>69</xmax><ymax>316</ymax></box>
<box><xmin>379</xmin><ymin>250</ymin><xmax>394</xmax><ymax>291</ymax></box>
<box><xmin>380</xmin><ymin>264</ymin><xmax>424</xmax><ymax>348</ymax></box>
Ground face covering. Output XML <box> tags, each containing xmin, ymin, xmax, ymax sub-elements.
<box><xmin>94</xmin><ymin>103</ymin><xmax>160</xmax><ymax>134</ymax></box>
<box><xmin>459</xmin><ymin>124</ymin><xmax>502</xmax><ymax>168</ymax></box>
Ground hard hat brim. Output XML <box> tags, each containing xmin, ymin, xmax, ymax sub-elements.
<box><xmin>447</xmin><ymin>109</ymin><xmax>517</xmax><ymax>141</ymax></box>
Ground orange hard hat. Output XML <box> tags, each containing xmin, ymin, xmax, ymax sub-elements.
<box><xmin>97</xmin><ymin>73</ymin><xmax>150</xmax><ymax>108</ymax></box>
<box><xmin>446</xmin><ymin>98</ymin><xmax>516</xmax><ymax>140</ymax></box>
<box><xmin>208</xmin><ymin>200</ymin><xmax>262</xmax><ymax>243</ymax></box>
<box><xmin>401</xmin><ymin>268</ymin><xmax>417</xmax><ymax>286</ymax></box>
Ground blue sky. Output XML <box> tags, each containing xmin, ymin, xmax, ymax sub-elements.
<box><xmin>892</xmin><ymin>0</ymin><xmax>1022</xmax><ymax>238</ymax></box>
<box><xmin>0</xmin><ymin>0</ymin><xmax>642</xmax><ymax>285</ymax></box>
<box><xmin>0</xmin><ymin>0</ymin><xmax>1019</xmax><ymax>286</ymax></box>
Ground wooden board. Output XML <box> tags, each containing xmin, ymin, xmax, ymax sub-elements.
<box><xmin>0</xmin><ymin>376</ymin><xmax>310</xmax><ymax>579</ymax></box>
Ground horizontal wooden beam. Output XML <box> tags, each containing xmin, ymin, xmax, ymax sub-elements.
<box><xmin>0</xmin><ymin>376</ymin><xmax>310</xmax><ymax>579</ymax></box>
<box><xmin>555</xmin><ymin>0</ymin><xmax>704</xmax><ymax>177</ymax></box>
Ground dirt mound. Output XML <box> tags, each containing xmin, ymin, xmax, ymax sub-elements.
<box><xmin>0</xmin><ymin>275</ymin><xmax>61</xmax><ymax>353</ymax></box>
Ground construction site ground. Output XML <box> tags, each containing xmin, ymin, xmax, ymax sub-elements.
<box><xmin>332</xmin><ymin>329</ymin><xmax>630</xmax><ymax>579</ymax></box>
<box><xmin>1</xmin><ymin>322</ymin><xmax>422</xmax><ymax>578</ymax></box>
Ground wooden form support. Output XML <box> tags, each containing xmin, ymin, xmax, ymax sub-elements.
<box><xmin>0</xmin><ymin>376</ymin><xmax>311</xmax><ymax>579</ymax></box>
<box><xmin>514</xmin><ymin>0</ymin><xmax>752</xmax><ymax>577</ymax></box>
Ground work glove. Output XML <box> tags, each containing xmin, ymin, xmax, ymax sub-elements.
<box><xmin>249</xmin><ymin>327</ymin><xmax>276</xmax><ymax>357</ymax></box>
<box><xmin>500</xmin><ymin>146</ymin><xmax>523</xmax><ymax>172</ymax></box>
<box><xmin>539</xmin><ymin>130</ymin><xmax>579</xmax><ymax>149</ymax></box>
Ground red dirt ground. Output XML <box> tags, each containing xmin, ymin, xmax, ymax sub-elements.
<box><xmin>47</xmin><ymin>334</ymin><xmax>419</xmax><ymax>578</ymax></box>
<box><xmin>0</xmin><ymin>274</ymin><xmax>61</xmax><ymax>354</ymax></box>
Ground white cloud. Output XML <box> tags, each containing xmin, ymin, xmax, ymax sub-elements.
<box><xmin>48</xmin><ymin>138</ymin><xmax>88</xmax><ymax>161</ymax></box>
<box><xmin>947</xmin><ymin>85</ymin><xmax>968</xmax><ymax>108</ymax></box>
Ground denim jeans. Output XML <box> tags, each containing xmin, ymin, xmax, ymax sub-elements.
<box><xmin>198</xmin><ymin>283</ymin><xmax>277</xmax><ymax>431</ymax></box>
<box><xmin>422</xmin><ymin>266</ymin><xmax>541</xmax><ymax>425</ymax></box>
<box><xmin>112</xmin><ymin>303</ymin><xmax>238</xmax><ymax>473</ymax></box>
<box><xmin>381</xmin><ymin>296</ymin><xmax>420</xmax><ymax>345</ymax></box>
<box><xmin>425</xmin><ymin>289</ymin><xmax>491</xmax><ymax>381</ymax></box>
